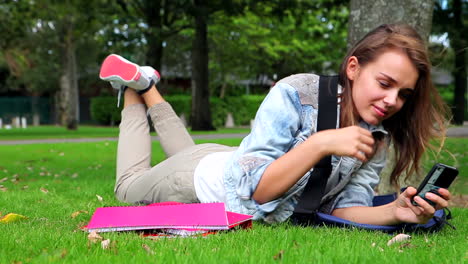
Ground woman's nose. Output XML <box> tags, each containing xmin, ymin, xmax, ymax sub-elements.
<box><xmin>383</xmin><ymin>89</ymin><xmax>399</xmax><ymax>106</ymax></box>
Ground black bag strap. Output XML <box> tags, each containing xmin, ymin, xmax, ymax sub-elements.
<box><xmin>292</xmin><ymin>75</ymin><xmax>339</xmax><ymax>222</ymax></box>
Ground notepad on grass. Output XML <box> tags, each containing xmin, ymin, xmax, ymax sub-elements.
<box><xmin>85</xmin><ymin>202</ymin><xmax>252</xmax><ymax>233</ymax></box>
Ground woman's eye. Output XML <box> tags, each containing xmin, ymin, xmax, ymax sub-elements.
<box><xmin>399</xmin><ymin>91</ymin><xmax>413</xmax><ymax>100</ymax></box>
<box><xmin>378</xmin><ymin>81</ymin><xmax>390</xmax><ymax>87</ymax></box>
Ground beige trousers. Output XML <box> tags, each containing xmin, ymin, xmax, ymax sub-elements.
<box><xmin>114</xmin><ymin>103</ymin><xmax>233</xmax><ymax>204</ymax></box>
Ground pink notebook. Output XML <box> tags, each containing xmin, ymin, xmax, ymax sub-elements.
<box><xmin>85</xmin><ymin>202</ymin><xmax>252</xmax><ymax>233</ymax></box>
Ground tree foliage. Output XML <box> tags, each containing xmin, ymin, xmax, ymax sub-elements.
<box><xmin>432</xmin><ymin>0</ymin><xmax>467</xmax><ymax>125</ymax></box>
<box><xmin>209</xmin><ymin>1</ymin><xmax>348</xmax><ymax>97</ymax></box>
<box><xmin>2</xmin><ymin>0</ymin><xmax>351</xmax><ymax>128</ymax></box>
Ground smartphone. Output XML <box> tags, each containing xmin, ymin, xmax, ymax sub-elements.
<box><xmin>411</xmin><ymin>163</ymin><xmax>458</xmax><ymax>207</ymax></box>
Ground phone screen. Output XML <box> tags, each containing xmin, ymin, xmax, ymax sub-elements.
<box><xmin>418</xmin><ymin>165</ymin><xmax>445</xmax><ymax>195</ymax></box>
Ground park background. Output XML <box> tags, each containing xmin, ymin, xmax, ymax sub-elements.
<box><xmin>0</xmin><ymin>0</ymin><xmax>466</xmax><ymax>130</ymax></box>
<box><xmin>0</xmin><ymin>0</ymin><xmax>467</xmax><ymax>263</ymax></box>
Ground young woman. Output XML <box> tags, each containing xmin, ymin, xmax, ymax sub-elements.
<box><xmin>99</xmin><ymin>24</ymin><xmax>451</xmax><ymax>226</ymax></box>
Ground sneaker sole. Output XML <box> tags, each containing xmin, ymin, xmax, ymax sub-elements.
<box><xmin>99</xmin><ymin>54</ymin><xmax>141</xmax><ymax>83</ymax></box>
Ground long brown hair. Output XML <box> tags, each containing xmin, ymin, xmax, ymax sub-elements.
<box><xmin>338</xmin><ymin>24</ymin><xmax>450</xmax><ymax>188</ymax></box>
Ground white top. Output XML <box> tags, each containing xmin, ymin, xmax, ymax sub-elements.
<box><xmin>193</xmin><ymin>151</ymin><xmax>235</xmax><ymax>203</ymax></box>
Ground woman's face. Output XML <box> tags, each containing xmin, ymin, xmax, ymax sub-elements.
<box><xmin>346</xmin><ymin>48</ymin><xmax>418</xmax><ymax>125</ymax></box>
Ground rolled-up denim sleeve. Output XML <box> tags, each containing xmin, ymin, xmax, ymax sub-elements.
<box><xmin>234</xmin><ymin>83</ymin><xmax>304</xmax><ymax>214</ymax></box>
<box><xmin>333</xmin><ymin>146</ymin><xmax>387</xmax><ymax>209</ymax></box>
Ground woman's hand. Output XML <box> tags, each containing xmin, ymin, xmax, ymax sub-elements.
<box><xmin>316</xmin><ymin>126</ymin><xmax>375</xmax><ymax>162</ymax></box>
<box><xmin>393</xmin><ymin>186</ymin><xmax>451</xmax><ymax>224</ymax></box>
<box><xmin>332</xmin><ymin>187</ymin><xmax>451</xmax><ymax>225</ymax></box>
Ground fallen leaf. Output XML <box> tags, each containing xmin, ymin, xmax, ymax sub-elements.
<box><xmin>59</xmin><ymin>152</ymin><xmax>65</xmax><ymax>156</ymax></box>
<box><xmin>0</xmin><ymin>185</ymin><xmax>7</xmax><ymax>192</ymax></box>
<box><xmin>145</xmin><ymin>236</ymin><xmax>161</xmax><ymax>241</ymax></box>
<box><xmin>71</xmin><ymin>173</ymin><xmax>78</xmax><ymax>178</ymax></box>
<box><xmin>101</xmin><ymin>239</ymin><xmax>111</xmax><ymax>249</ymax></box>
<box><xmin>22</xmin><ymin>185</ymin><xmax>29</xmax><ymax>190</ymax></box>
<box><xmin>273</xmin><ymin>250</ymin><xmax>284</xmax><ymax>260</ymax></box>
<box><xmin>292</xmin><ymin>240</ymin><xmax>301</xmax><ymax>248</ymax></box>
<box><xmin>387</xmin><ymin>234</ymin><xmax>411</xmax><ymax>246</ymax></box>
<box><xmin>0</xmin><ymin>177</ymin><xmax>7</xmax><ymax>183</ymax></box>
<box><xmin>88</xmin><ymin>231</ymin><xmax>103</xmax><ymax>243</ymax></box>
<box><xmin>0</xmin><ymin>213</ymin><xmax>28</xmax><ymax>223</ymax></box>
<box><xmin>40</xmin><ymin>187</ymin><xmax>49</xmax><ymax>194</ymax></box>
<box><xmin>142</xmin><ymin>244</ymin><xmax>155</xmax><ymax>255</ymax></box>
<box><xmin>398</xmin><ymin>242</ymin><xmax>416</xmax><ymax>249</ymax></box>
<box><xmin>75</xmin><ymin>221</ymin><xmax>87</xmax><ymax>232</ymax></box>
<box><xmin>96</xmin><ymin>195</ymin><xmax>103</xmax><ymax>202</ymax></box>
<box><xmin>71</xmin><ymin>210</ymin><xmax>88</xmax><ymax>218</ymax></box>
<box><xmin>60</xmin><ymin>249</ymin><xmax>68</xmax><ymax>258</ymax></box>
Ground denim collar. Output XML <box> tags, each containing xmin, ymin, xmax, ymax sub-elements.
<box><xmin>359</xmin><ymin>120</ymin><xmax>388</xmax><ymax>135</ymax></box>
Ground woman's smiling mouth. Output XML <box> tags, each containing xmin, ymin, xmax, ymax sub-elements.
<box><xmin>373</xmin><ymin>105</ymin><xmax>388</xmax><ymax>117</ymax></box>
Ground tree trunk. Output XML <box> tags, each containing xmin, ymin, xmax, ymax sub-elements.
<box><xmin>59</xmin><ymin>24</ymin><xmax>79</xmax><ymax>130</ymax></box>
<box><xmin>190</xmin><ymin>0</ymin><xmax>214</xmax><ymax>131</ymax></box>
<box><xmin>147</xmin><ymin>35</ymin><xmax>164</xmax><ymax>72</ymax></box>
<box><xmin>348</xmin><ymin>0</ymin><xmax>435</xmax><ymax>194</ymax></box>
<box><xmin>144</xmin><ymin>0</ymin><xmax>164</xmax><ymax>71</ymax></box>
<box><xmin>451</xmin><ymin>0</ymin><xmax>467</xmax><ymax>125</ymax></box>
<box><xmin>347</xmin><ymin>0</ymin><xmax>434</xmax><ymax>49</ymax></box>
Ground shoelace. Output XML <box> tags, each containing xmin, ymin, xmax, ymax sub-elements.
<box><xmin>116</xmin><ymin>86</ymin><xmax>128</xmax><ymax>107</ymax></box>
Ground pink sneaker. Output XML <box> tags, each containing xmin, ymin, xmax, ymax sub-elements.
<box><xmin>99</xmin><ymin>54</ymin><xmax>149</xmax><ymax>91</ymax></box>
<box><xmin>99</xmin><ymin>54</ymin><xmax>161</xmax><ymax>106</ymax></box>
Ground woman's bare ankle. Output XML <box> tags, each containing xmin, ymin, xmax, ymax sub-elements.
<box><xmin>123</xmin><ymin>89</ymin><xmax>145</xmax><ymax>108</ymax></box>
<box><xmin>141</xmin><ymin>85</ymin><xmax>166</xmax><ymax>108</ymax></box>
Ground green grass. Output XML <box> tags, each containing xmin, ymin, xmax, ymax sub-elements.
<box><xmin>423</xmin><ymin>138</ymin><xmax>468</xmax><ymax>195</ymax></box>
<box><xmin>0</xmin><ymin>126</ymin><xmax>250</xmax><ymax>141</ymax></box>
<box><xmin>0</xmin><ymin>138</ymin><xmax>466</xmax><ymax>263</ymax></box>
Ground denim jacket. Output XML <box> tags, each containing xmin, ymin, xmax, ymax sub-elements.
<box><xmin>223</xmin><ymin>74</ymin><xmax>389</xmax><ymax>223</ymax></box>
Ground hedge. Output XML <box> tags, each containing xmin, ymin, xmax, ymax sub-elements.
<box><xmin>89</xmin><ymin>95</ymin><xmax>266</xmax><ymax>127</ymax></box>
<box><xmin>89</xmin><ymin>97</ymin><xmax>122</xmax><ymax>126</ymax></box>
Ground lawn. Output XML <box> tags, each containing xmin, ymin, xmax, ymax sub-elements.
<box><xmin>0</xmin><ymin>126</ymin><xmax>250</xmax><ymax>141</ymax></box>
<box><xmin>0</xmin><ymin>137</ymin><xmax>466</xmax><ymax>263</ymax></box>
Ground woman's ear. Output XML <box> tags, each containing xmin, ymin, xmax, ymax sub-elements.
<box><xmin>346</xmin><ymin>56</ymin><xmax>360</xmax><ymax>81</ymax></box>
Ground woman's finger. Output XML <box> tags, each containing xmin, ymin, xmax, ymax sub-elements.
<box><xmin>425</xmin><ymin>192</ymin><xmax>448</xmax><ymax>210</ymax></box>
<box><xmin>436</xmin><ymin>188</ymin><xmax>451</xmax><ymax>201</ymax></box>
<box><xmin>360</xmin><ymin>143</ymin><xmax>374</xmax><ymax>156</ymax></box>
<box><xmin>360</xmin><ymin>133</ymin><xmax>375</xmax><ymax>146</ymax></box>
<box><xmin>413</xmin><ymin>196</ymin><xmax>435</xmax><ymax>216</ymax></box>
<box><xmin>404</xmin><ymin>196</ymin><xmax>424</xmax><ymax>216</ymax></box>
<box><xmin>356</xmin><ymin>151</ymin><xmax>367</xmax><ymax>162</ymax></box>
